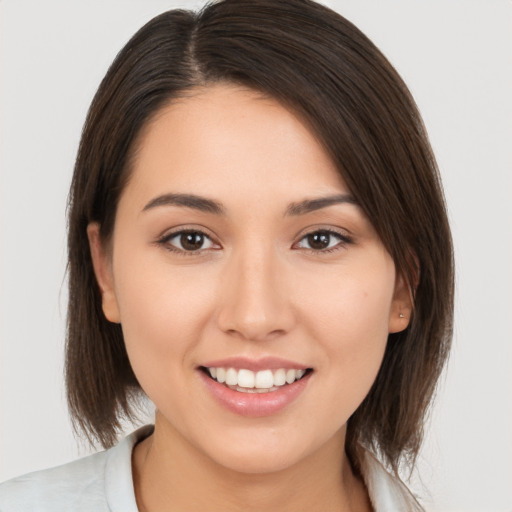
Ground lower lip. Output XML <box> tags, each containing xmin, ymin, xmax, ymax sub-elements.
<box><xmin>199</xmin><ymin>370</ymin><xmax>312</xmax><ymax>417</ymax></box>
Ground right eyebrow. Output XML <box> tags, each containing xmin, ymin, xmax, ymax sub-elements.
<box><xmin>142</xmin><ymin>193</ymin><xmax>225</xmax><ymax>215</ymax></box>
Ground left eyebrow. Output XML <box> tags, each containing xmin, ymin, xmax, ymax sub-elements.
<box><xmin>285</xmin><ymin>194</ymin><xmax>358</xmax><ymax>216</ymax></box>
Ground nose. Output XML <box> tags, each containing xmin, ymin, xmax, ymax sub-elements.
<box><xmin>216</xmin><ymin>246</ymin><xmax>296</xmax><ymax>342</ymax></box>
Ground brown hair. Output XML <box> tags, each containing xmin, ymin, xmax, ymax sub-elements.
<box><xmin>66</xmin><ymin>0</ymin><xmax>454</xmax><ymax>475</ymax></box>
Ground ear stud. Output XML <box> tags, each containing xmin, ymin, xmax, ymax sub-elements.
<box><xmin>399</xmin><ymin>313</ymin><xmax>405</xmax><ymax>318</ymax></box>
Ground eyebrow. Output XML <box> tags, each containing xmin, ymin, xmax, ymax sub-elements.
<box><xmin>141</xmin><ymin>192</ymin><xmax>357</xmax><ymax>216</ymax></box>
<box><xmin>285</xmin><ymin>194</ymin><xmax>358</xmax><ymax>216</ymax></box>
<box><xmin>142</xmin><ymin>193</ymin><xmax>224</xmax><ymax>215</ymax></box>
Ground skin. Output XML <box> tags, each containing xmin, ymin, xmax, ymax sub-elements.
<box><xmin>88</xmin><ymin>84</ymin><xmax>412</xmax><ymax>512</ymax></box>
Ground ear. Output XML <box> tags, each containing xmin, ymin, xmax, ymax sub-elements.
<box><xmin>87</xmin><ymin>222</ymin><xmax>121</xmax><ymax>324</ymax></box>
<box><xmin>388</xmin><ymin>271</ymin><xmax>414</xmax><ymax>334</ymax></box>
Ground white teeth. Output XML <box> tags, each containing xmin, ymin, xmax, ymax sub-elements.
<box><xmin>232</xmin><ymin>386</ymin><xmax>280</xmax><ymax>394</ymax></box>
<box><xmin>225</xmin><ymin>368</ymin><xmax>238</xmax><ymax>386</ymax></box>
<box><xmin>237</xmin><ymin>369</ymin><xmax>255</xmax><ymax>388</ymax></box>
<box><xmin>206</xmin><ymin>366</ymin><xmax>309</xmax><ymax>391</ymax></box>
<box><xmin>216</xmin><ymin>367</ymin><xmax>226</xmax><ymax>383</ymax></box>
<box><xmin>273</xmin><ymin>368</ymin><xmax>286</xmax><ymax>386</ymax></box>
<box><xmin>255</xmin><ymin>369</ymin><xmax>273</xmax><ymax>389</ymax></box>
<box><xmin>285</xmin><ymin>369</ymin><xmax>296</xmax><ymax>384</ymax></box>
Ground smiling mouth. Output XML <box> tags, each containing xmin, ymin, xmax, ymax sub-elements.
<box><xmin>201</xmin><ymin>367</ymin><xmax>313</xmax><ymax>393</ymax></box>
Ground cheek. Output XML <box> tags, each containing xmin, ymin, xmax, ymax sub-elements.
<box><xmin>295</xmin><ymin>259</ymin><xmax>394</xmax><ymax>411</ymax></box>
<box><xmin>111</xmin><ymin>249</ymin><xmax>218</xmax><ymax>383</ymax></box>
<box><xmin>297</xmin><ymin>257</ymin><xmax>395</xmax><ymax>345</ymax></box>
<box><xmin>315</xmin><ymin>284</ymin><xmax>390</xmax><ymax>373</ymax></box>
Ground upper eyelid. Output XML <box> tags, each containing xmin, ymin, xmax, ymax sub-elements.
<box><xmin>295</xmin><ymin>229</ymin><xmax>352</xmax><ymax>246</ymax></box>
<box><xmin>165</xmin><ymin>230</ymin><xmax>214</xmax><ymax>242</ymax></box>
<box><xmin>158</xmin><ymin>225</ymin><xmax>217</xmax><ymax>241</ymax></box>
<box><xmin>299</xmin><ymin>229</ymin><xmax>345</xmax><ymax>240</ymax></box>
<box><xmin>294</xmin><ymin>225</ymin><xmax>353</xmax><ymax>241</ymax></box>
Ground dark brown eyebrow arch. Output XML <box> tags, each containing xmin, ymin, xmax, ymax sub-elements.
<box><xmin>142</xmin><ymin>192</ymin><xmax>357</xmax><ymax>217</ymax></box>
<box><xmin>142</xmin><ymin>193</ymin><xmax>224</xmax><ymax>215</ymax></box>
<box><xmin>285</xmin><ymin>194</ymin><xmax>358</xmax><ymax>216</ymax></box>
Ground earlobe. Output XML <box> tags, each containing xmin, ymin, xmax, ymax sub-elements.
<box><xmin>388</xmin><ymin>271</ymin><xmax>414</xmax><ymax>334</ymax></box>
<box><xmin>87</xmin><ymin>223</ymin><xmax>121</xmax><ymax>324</ymax></box>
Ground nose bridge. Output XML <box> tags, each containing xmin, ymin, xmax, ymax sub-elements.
<box><xmin>217</xmin><ymin>241</ymin><xmax>293</xmax><ymax>341</ymax></box>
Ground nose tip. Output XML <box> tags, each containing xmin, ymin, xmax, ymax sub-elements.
<box><xmin>216</xmin><ymin>254</ymin><xmax>295</xmax><ymax>342</ymax></box>
<box><xmin>223</xmin><ymin>313</ymin><xmax>287</xmax><ymax>343</ymax></box>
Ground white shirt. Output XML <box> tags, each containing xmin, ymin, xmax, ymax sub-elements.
<box><xmin>0</xmin><ymin>426</ymin><xmax>422</xmax><ymax>511</ymax></box>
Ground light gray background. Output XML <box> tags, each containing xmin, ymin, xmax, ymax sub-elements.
<box><xmin>1</xmin><ymin>1</ymin><xmax>511</xmax><ymax>511</ymax></box>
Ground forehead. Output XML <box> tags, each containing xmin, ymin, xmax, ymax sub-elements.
<box><xmin>125</xmin><ymin>84</ymin><xmax>348</xmax><ymax>206</ymax></box>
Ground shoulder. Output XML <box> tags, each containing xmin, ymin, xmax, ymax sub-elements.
<box><xmin>0</xmin><ymin>449</ymin><xmax>110</xmax><ymax>512</ymax></box>
<box><xmin>0</xmin><ymin>425</ymin><xmax>152</xmax><ymax>512</ymax></box>
<box><xmin>360</xmin><ymin>450</ymin><xmax>424</xmax><ymax>512</ymax></box>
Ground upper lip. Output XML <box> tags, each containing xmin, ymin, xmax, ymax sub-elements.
<box><xmin>200</xmin><ymin>356</ymin><xmax>310</xmax><ymax>372</ymax></box>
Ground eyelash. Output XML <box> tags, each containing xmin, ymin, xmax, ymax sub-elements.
<box><xmin>294</xmin><ymin>229</ymin><xmax>353</xmax><ymax>254</ymax></box>
<box><xmin>156</xmin><ymin>228</ymin><xmax>353</xmax><ymax>256</ymax></box>
<box><xmin>156</xmin><ymin>229</ymin><xmax>220</xmax><ymax>256</ymax></box>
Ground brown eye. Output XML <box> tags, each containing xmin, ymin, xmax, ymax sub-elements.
<box><xmin>306</xmin><ymin>232</ymin><xmax>331</xmax><ymax>250</ymax></box>
<box><xmin>164</xmin><ymin>230</ymin><xmax>215</xmax><ymax>252</ymax></box>
<box><xmin>296</xmin><ymin>230</ymin><xmax>350</xmax><ymax>252</ymax></box>
<box><xmin>180</xmin><ymin>232</ymin><xmax>205</xmax><ymax>251</ymax></box>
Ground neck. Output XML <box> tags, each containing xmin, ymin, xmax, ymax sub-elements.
<box><xmin>132</xmin><ymin>414</ymin><xmax>371</xmax><ymax>512</ymax></box>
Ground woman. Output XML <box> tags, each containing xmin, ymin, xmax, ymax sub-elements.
<box><xmin>0</xmin><ymin>0</ymin><xmax>453</xmax><ymax>510</ymax></box>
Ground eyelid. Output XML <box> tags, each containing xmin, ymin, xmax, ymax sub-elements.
<box><xmin>155</xmin><ymin>225</ymin><xmax>222</xmax><ymax>254</ymax></box>
<box><xmin>154</xmin><ymin>224</ymin><xmax>353</xmax><ymax>255</ymax></box>
<box><xmin>292</xmin><ymin>226</ymin><xmax>354</xmax><ymax>252</ymax></box>
<box><xmin>167</xmin><ymin>231</ymin><xmax>215</xmax><ymax>250</ymax></box>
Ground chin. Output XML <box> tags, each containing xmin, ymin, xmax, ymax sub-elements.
<box><xmin>210</xmin><ymin>444</ymin><xmax>308</xmax><ymax>475</ymax></box>
<box><xmin>197</xmin><ymin>424</ymin><xmax>332</xmax><ymax>476</ymax></box>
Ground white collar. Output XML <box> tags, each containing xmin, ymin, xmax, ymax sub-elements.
<box><xmin>360</xmin><ymin>449</ymin><xmax>423</xmax><ymax>511</ymax></box>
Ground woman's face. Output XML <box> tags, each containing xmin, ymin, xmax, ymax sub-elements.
<box><xmin>90</xmin><ymin>84</ymin><xmax>409</xmax><ymax>474</ymax></box>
